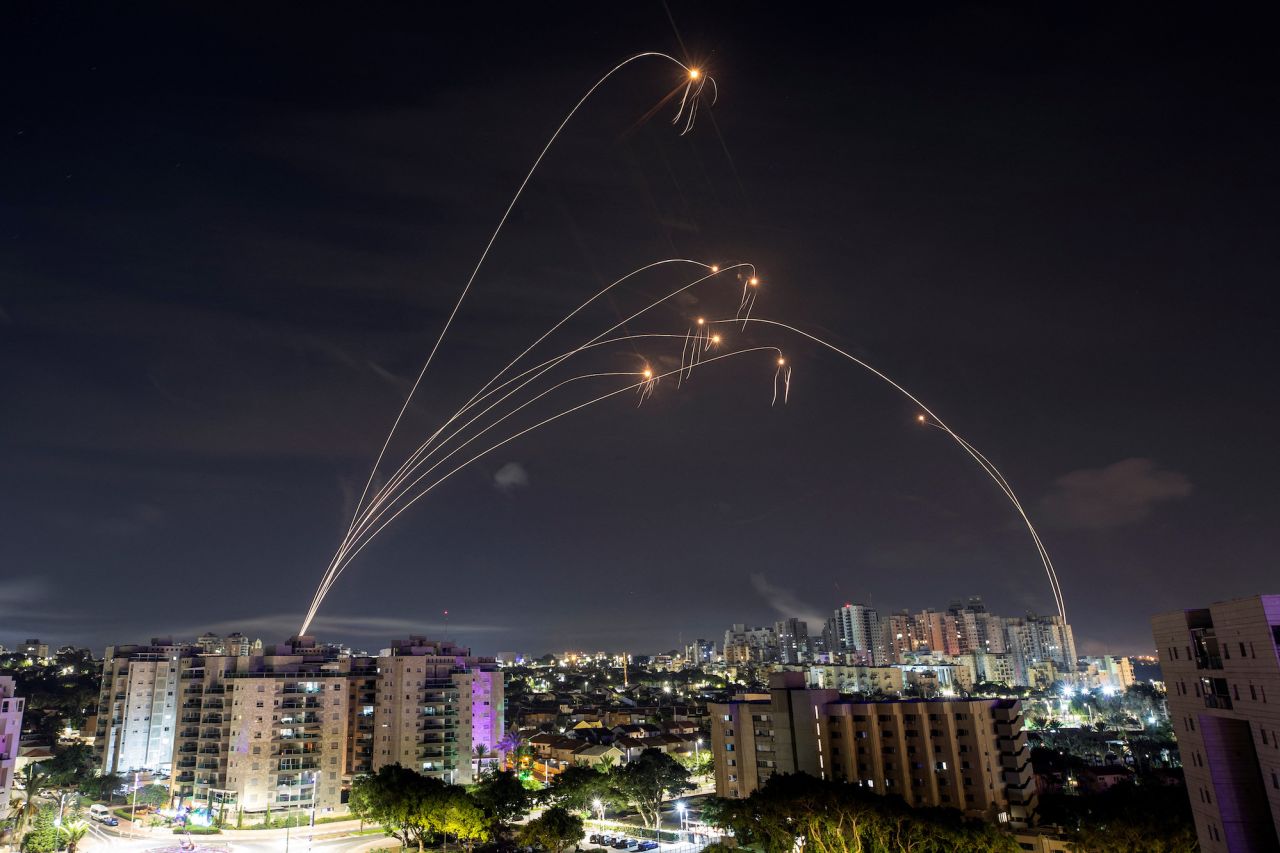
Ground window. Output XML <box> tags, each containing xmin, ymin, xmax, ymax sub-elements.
<box><xmin>1240</xmin><ymin>642</ymin><xmax>1247</xmax><ymax>657</ymax></box>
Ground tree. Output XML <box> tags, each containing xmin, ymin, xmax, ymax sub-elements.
<box><xmin>469</xmin><ymin>770</ymin><xmax>530</xmax><ymax>831</ymax></box>
<box><xmin>443</xmin><ymin>792</ymin><xmax>489</xmax><ymax>853</ymax></box>
<box><xmin>82</xmin><ymin>771</ymin><xmax>126</xmax><ymax>804</ymax></box>
<box><xmin>472</xmin><ymin>744</ymin><xmax>492</xmax><ymax>779</ymax></box>
<box><xmin>350</xmin><ymin>764</ymin><xmax>481</xmax><ymax>852</ymax></box>
<box><xmin>608</xmin><ymin>749</ymin><xmax>692</xmax><ymax>831</ymax></box>
<box><xmin>12</xmin><ymin>765</ymin><xmax>51</xmax><ymax>839</ymax></box>
<box><xmin>705</xmin><ymin>773</ymin><xmax>1018</xmax><ymax>853</ymax></box>
<box><xmin>58</xmin><ymin>821</ymin><xmax>89</xmax><ymax>853</ymax></box>
<box><xmin>518</xmin><ymin>806</ymin><xmax>583</xmax><ymax>853</ymax></box>
<box><xmin>21</xmin><ymin>806</ymin><xmax>61</xmax><ymax>853</ymax></box>
<box><xmin>544</xmin><ymin>764</ymin><xmax>611</xmax><ymax>813</ymax></box>
<box><xmin>350</xmin><ymin>765</ymin><xmax>439</xmax><ymax>852</ymax></box>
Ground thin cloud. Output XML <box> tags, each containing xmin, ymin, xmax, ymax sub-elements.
<box><xmin>1039</xmin><ymin>458</ymin><xmax>1191</xmax><ymax>530</ymax></box>
<box><xmin>749</xmin><ymin>573</ymin><xmax>826</xmax><ymax>630</ymax></box>
<box><xmin>493</xmin><ymin>461</ymin><xmax>530</xmax><ymax>492</ymax></box>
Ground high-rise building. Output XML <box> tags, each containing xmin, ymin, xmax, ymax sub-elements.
<box><xmin>96</xmin><ymin>638</ymin><xmax>191</xmax><ymax>774</ymax></box>
<box><xmin>372</xmin><ymin>637</ymin><xmax>502</xmax><ymax>785</ymax></box>
<box><xmin>171</xmin><ymin>636</ymin><xmax>356</xmax><ymax>816</ymax></box>
<box><xmin>683</xmin><ymin>639</ymin><xmax>715</xmax><ymax>666</ymax></box>
<box><xmin>1152</xmin><ymin>595</ymin><xmax>1280</xmax><ymax>851</ymax></box>
<box><xmin>99</xmin><ymin>633</ymin><xmax>504</xmax><ymax>816</ymax></box>
<box><xmin>886</xmin><ymin>611</ymin><xmax>923</xmax><ymax>663</ymax></box>
<box><xmin>1</xmin><ymin>677</ymin><xmax>25</xmax><ymax>814</ymax></box>
<box><xmin>1003</xmin><ymin>615</ymin><xmax>1077</xmax><ymax>685</ymax></box>
<box><xmin>722</xmin><ymin>625</ymin><xmax>777</xmax><ymax>666</ymax></box>
<box><xmin>774</xmin><ymin>619</ymin><xmax>809</xmax><ymax>664</ymax></box>
<box><xmin>709</xmin><ymin>672</ymin><xmax>1035</xmax><ymax>826</ymax></box>
<box><xmin>833</xmin><ymin>604</ymin><xmax>884</xmax><ymax>664</ymax></box>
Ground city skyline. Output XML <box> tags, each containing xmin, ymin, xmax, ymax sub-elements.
<box><xmin>6</xmin><ymin>5</ymin><xmax>1280</xmax><ymax>656</ymax></box>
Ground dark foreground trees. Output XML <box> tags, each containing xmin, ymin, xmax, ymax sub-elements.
<box><xmin>703</xmin><ymin>773</ymin><xmax>1018</xmax><ymax>853</ymax></box>
<box><xmin>517</xmin><ymin>806</ymin><xmax>583</xmax><ymax>853</ymax></box>
<box><xmin>350</xmin><ymin>765</ymin><xmax>532</xmax><ymax>851</ymax></box>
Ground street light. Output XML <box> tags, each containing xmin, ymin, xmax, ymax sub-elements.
<box><xmin>592</xmin><ymin>797</ymin><xmax>604</xmax><ymax>822</ymax></box>
<box><xmin>676</xmin><ymin>802</ymin><xmax>687</xmax><ymax>840</ymax></box>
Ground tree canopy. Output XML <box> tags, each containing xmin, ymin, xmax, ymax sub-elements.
<box><xmin>608</xmin><ymin>749</ymin><xmax>693</xmax><ymax>831</ymax></box>
<box><xmin>704</xmin><ymin>773</ymin><xmax>1018</xmax><ymax>853</ymax></box>
<box><xmin>518</xmin><ymin>806</ymin><xmax>583</xmax><ymax>853</ymax></box>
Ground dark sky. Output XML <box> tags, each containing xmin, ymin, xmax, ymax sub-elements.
<box><xmin>3</xmin><ymin>4</ymin><xmax>1278</xmax><ymax>657</ymax></box>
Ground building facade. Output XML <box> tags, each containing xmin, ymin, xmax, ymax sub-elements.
<box><xmin>709</xmin><ymin>672</ymin><xmax>1035</xmax><ymax>826</ymax></box>
<box><xmin>96</xmin><ymin>639</ymin><xmax>189</xmax><ymax>774</ymax></box>
<box><xmin>1</xmin><ymin>677</ymin><xmax>25</xmax><ymax>814</ymax></box>
<box><xmin>98</xmin><ymin>634</ymin><xmax>503</xmax><ymax>816</ymax></box>
<box><xmin>1152</xmin><ymin>595</ymin><xmax>1280</xmax><ymax>852</ymax></box>
<box><xmin>372</xmin><ymin>637</ymin><xmax>502</xmax><ymax>785</ymax></box>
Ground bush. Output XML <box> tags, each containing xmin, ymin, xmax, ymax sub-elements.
<box><xmin>173</xmin><ymin>827</ymin><xmax>221</xmax><ymax>835</ymax></box>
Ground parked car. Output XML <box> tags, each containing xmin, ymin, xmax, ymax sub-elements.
<box><xmin>612</xmin><ymin>840</ymin><xmax>639</xmax><ymax>850</ymax></box>
<box><xmin>637</xmin><ymin>842</ymin><xmax>660</xmax><ymax>851</ymax></box>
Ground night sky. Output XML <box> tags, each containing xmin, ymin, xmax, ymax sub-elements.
<box><xmin>4</xmin><ymin>5</ymin><xmax>1278</xmax><ymax>657</ymax></box>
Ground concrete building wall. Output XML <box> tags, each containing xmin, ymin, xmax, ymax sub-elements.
<box><xmin>710</xmin><ymin>673</ymin><xmax>1034</xmax><ymax>826</ymax></box>
<box><xmin>0</xmin><ymin>677</ymin><xmax>25</xmax><ymax>814</ymax></box>
<box><xmin>1153</xmin><ymin>595</ymin><xmax>1280</xmax><ymax>852</ymax></box>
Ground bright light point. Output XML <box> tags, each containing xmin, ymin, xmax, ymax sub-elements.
<box><xmin>696</xmin><ymin>317</ymin><xmax>705</xmax><ymax>325</ymax></box>
<box><xmin>749</xmin><ymin>277</ymin><xmax>760</xmax><ymax>286</ymax></box>
<box><xmin>917</xmin><ymin>414</ymin><xmax>927</xmax><ymax>423</ymax></box>
<box><xmin>778</xmin><ymin>357</ymin><xmax>786</xmax><ymax>366</ymax></box>
<box><xmin>643</xmin><ymin>369</ymin><xmax>653</xmax><ymax>378</ymax></box>
<box><xmin>709</xmin><ymin>264</ymin><xmax>719</xmax><ymax>273</ymax></box>
<box><xmin>689</xmin><ymin>69</ymin><xmax>701</xmax><ymax>80</ymax></box>
<box><xmin>711</xmin><ymin>335</ymin><xmax>721</xmax><ymax>344</ymax></box>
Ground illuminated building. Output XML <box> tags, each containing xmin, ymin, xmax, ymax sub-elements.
<box><xmin>709</xmin><ymin>672</ymin><xmax>1035</xmax><ymax>826</ymax></box>
<box><xmin>96</xmin><ymin>638</ymin><xmax>190</xmax><ymax>775</ymax></box>
<box><xmin>1152</xmin><ymin>595</ymin><xmax>1280</xmax><ymax>851</ymax></box>
<box><xmin>833</xmin><ymin>604</ymin><xmax>885</xmax><ymax>664</ymax></box>
<box><xmin>372</xmin><ymin>637</ymin><xmax>503</xmax><ymax>784</ymax></box>
<box><xmin>98</xmin><ymin>633</ymin><xmax>503</xmax><ymax>816</ymax></box>
<box><xmin>0</xmin><ymin>677</ymin><xmax>25</xmax><ymax>814</ymax></box>
<box><xmin>17</xmin><ymin>639</ymin><xmax>49</xmax><ymax>661</ymax></box>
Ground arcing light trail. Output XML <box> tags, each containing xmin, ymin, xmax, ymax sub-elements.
<box><xmin>341</xmin><ymin>52</ymin><xmax>712</xmax><ymax>570</ymax></box>
<box><xmin>704</xmin><ymin>317</ymin><xmax>1067</xmax><ymax>625</ymax></box>
<box><xmin>303</xmin><ymin>261</ymin><xmax>757</xmax><ymax>630</ymax></box>
<box><xmin>304</xmin><ymin>343</ymin><xmax>785</xmax><ymax>631</ymax></box>
<box><xmin>298</xmin><ymin>53</ymin><xmax>1066</xmax><ymax>635</ymax></box>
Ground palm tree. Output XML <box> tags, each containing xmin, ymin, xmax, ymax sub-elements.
<box><xmin>473</xmin><ymin>744</ymin><xmax>491</xmax><ymax>778</ymax></box>
<box><xmin>496</xmin><ymin>730</ymin><xmax>523</xmax><ymax>771</ymax></box>
<box><xmin>60</xmin><ymin>820</ymin><xmax>90</xmax><ymax>853</ymax></box>
<box><xmin>12</xmin><ymin>765</ymin><xmax>50</xmax><ymax>838</ymax></box>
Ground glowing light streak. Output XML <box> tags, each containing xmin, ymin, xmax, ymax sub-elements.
<box><xmin>706</xmin><ymin>316</ymin><xmax>1067</xmax><ymax>624</ymax></box>
<box><xmin>310</xmin><ymin>347</ymin><xmax>782</xmax><ymax>605</ymax></box>
<box><xmin>324</xmin><ymin>53</ymin><xmax>716</xmax><ymax>634</ymax></box>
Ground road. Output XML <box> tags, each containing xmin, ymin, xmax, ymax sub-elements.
<box><xmin>83</xmin><ymin>823</ymin><xmax>383</xmax><ymax>853</ymax></box>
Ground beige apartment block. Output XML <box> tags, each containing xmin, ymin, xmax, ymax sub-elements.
<box><xmin>96</xmin><ymin>639</ymin><xmax>188</xmax><ymax>774</ymax></box>
<box><xmin>373</xmin><ymin>638</ymin><xmax>503</xmax><ymax>785</ymax></box>
<box><xmin>171</xmin><ymin>637</ymin><xmax>355</xmax><ymax>817</ymax></box>
<box><xmin>1152</xmin><ymin>595</ymin><xmax>1280</xmax><ymax>852</ymax></box>
<box><xmin>710</xmin><ymin>672</ymin><xmax>1035</xmax><ymax>827</ymax></box>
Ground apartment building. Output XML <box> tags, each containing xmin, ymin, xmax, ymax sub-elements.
<box><xmin>372</xmin><ymin>637</ymin><xmax>502</xmax><ymax>785</ymax></box>
<box><xmin>96</xmin><ymin>638</ymin><xmax>189</xmax><ymax>774</ymax></box>
<box><xmin>709</xmin><ymin>672</ymin><xmax>1035</xmax><ymax>826</ymax></box>
<box><xmin>99</xmin><ymin>633</ymin><xmax>503</xmax><ymax>816</ymax></box>
<box><xmin>1152</xmin><ymin>595</ymin><xmax>1280</xmax><ymax>852</ymax></box>
<box><xmin>171</xmin><ymin>636</ymin><xmax>356</xmax><ymax>816</ymax></box>
<box><xmin>1</xmin><ymin>676</ymin><xmax>25</xmax><ymax>814</ymax></box>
